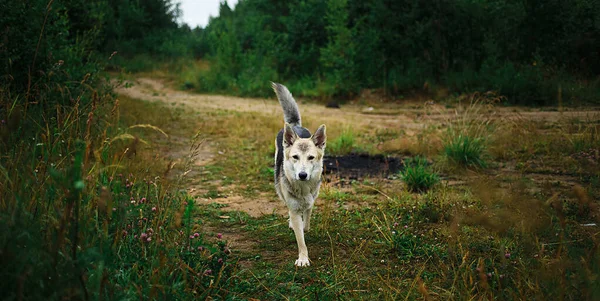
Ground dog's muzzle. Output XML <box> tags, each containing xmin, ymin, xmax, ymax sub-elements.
<box><xmin>298</xmin><ymin>171</ymin><xmax>308</xmax><ymax>181</ymax></box>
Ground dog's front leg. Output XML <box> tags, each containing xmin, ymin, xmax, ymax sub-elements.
<box><xmin>289</xmin><ymin>210</ymin><xmax>310</xmax><ymax>267</ymax></box>
<box><xmin>303</xmin><ymin>207</ymin><xmax>313</xmax><ymax>232</ymax></box>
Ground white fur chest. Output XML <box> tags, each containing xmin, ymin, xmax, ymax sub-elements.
<box><xmin>281</xmin><ymin>177</ymin><xmax>320</xmax><ymax>212</ymax></box>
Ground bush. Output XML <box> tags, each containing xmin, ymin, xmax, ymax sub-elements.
<box><xmin>400</xmin><ymin>156</ymin><xmax>440</xmax><ymax>192</ymax></box>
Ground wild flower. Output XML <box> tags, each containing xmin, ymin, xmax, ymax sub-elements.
<box><xmin>152</xmin><ymin>207</ymin><xmax>157</xmax><ymax>212</ymax></box>
<box><xmin>194</xmin><ymin>232</ymin><xmax>200</xmax><ymax>238</ymax></box>
<box><xmin>217</xmin><ymin>233</ymin><xmax>223</xmax><ymax>239</ymax></box>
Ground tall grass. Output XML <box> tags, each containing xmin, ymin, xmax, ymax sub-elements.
<box><xmin>440</xmin><ymin>92</ymin><xmax>499</xmax><ymax>168</ymax></box>
<box><xmin>0</xmin><ymin>70</ymin><xmax>235</xmax><ymax>299</ymax></box>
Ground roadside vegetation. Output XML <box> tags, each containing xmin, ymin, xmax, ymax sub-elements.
<box><xmin>2</xmin><ymin>0</ymin><xmax>599</xmax><ymax>300</ymax></box>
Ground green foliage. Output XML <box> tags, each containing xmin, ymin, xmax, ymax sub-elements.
<box><xmin>195</xmin><ymin>0</ymin><xmax>600</xmax><ymax>105</ymax></box>
<box><xmin>444</xmin><ymin>134</ymin><xmax>488</xmax><ymax>168</ymax></box>
<box><xmin>327</xmin><ymin>128</ymin><xmax>356</xmax><ymax>155</ymax></box>
<box><xmin>391</xmin><ymin>229</ymin><xmax>446</xmax><ymax>261</ymax></box>
<box><xmin>0</xmin><ymin>1</ymin><xmax>237</xmax><ymax>298</ymax></box>
<box><xmin>320</xmin><ymin>0</ymin><xmax>357</xmax><ymax>96</ymax></box>
<box><xmin>400</xmin><ymin>156</ymin><xmax>440</xmax><ymax>192</ymax></box>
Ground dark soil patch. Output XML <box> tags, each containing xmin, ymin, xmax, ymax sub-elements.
<box><xmin>323</xmin><ymin>153</ymin><xmax>403</xmax><ymax>180</ymax></box>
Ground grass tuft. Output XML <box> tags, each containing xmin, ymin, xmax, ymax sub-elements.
<box><xmin>400</xmin><ymin>156</ymin><xmax>440</xmax><ymax>192</ymax></box>
<box><xmin>328</xmin><ymin>128</ymin><xmax>356</xmax><ymax>155</ymax></box>
<box><xmin>443</xmin><ymin>134</ymin><xmax>488</xmax><ymax>168</ymax></box>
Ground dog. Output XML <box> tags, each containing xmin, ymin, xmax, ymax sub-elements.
<box><xmin>272</xmin><ymin>82</ymin><xmax>326</xmax><ymax>267</ymax></box>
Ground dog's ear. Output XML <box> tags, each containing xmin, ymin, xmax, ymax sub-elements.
<box><xmin>283</xmin><ymin>123</ymin><xmax>298</xmax><ymax>148</ymax></box>
<box><xmin>312</xmin><ymin>124</ymin><xmax>326</xmax><ymax>149</ymax></box>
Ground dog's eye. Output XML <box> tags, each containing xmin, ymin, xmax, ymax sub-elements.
<box><xmin>292</xmin><ymin>155</ymin><xmax>299</xmax><ymax>160</ymax></box>
<box><xmin>308</xmin><ymin>156</ymin><xmax>315</xmax><ymax>160</ymax></box>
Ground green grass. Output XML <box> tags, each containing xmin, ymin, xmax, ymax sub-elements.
<box><xmin>113</xmin><ymin>87</ymin><xmax>598</xmax><ymax>300</ymax></box>
<box><xmin>328</xmin><ymin>128</ymin><xmax>356</xmax><ymax>155</ymax></box>
<box><xmin>443</xmin><ymin>134</ymin><xmax>488</xmax><ymax>168</ymax></box>
<box><xmin>0</xmin><ymin>81</ymin><xmax>235</xmax><ymax>299</ymax></box>
<box><xmin>400</xmin><ymin>156</ymin><xmax>440</xmax><ymax>192</ymax></box>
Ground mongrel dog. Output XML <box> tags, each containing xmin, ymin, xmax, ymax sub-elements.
<box><xmin>272</xmin><ymin>82</ymin><xmax>326</xmax><ymax>267</ymax></box>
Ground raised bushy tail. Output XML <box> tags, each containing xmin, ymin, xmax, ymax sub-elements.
<box><xmin>272</xmin><ymin>82</ymin><xmax>301</xmax><ymax>127</ymax></box>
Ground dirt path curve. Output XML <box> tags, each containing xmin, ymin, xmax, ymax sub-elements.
<box><xmin>116</xmin><ymin>78</ymin><xmax>420</xmax><ymax>131</ymax></box>
<box><xmin>117</xmin><ymin>78</ymin><xmax>599</xmax><ymax>130</ymax></box>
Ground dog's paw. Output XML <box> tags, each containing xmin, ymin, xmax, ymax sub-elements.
<box><xmin>295</xmin><ymin>256</ymin><xmax>310</xmax><ymax>267</ymax></box>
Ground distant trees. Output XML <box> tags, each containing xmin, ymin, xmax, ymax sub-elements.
<box><xmin>1</xmin><ymin>0</ymin><xmax>190</xmax><ymax>93</ymax></box>
<box><xmin>3</xmin><ymin>0</ymin><xmax>596</xmax><ymax>104</ymax></box>
<box><xmin>197</xmin><ymin>0</ymin><xmax>600</xmax><ymax>104</ymax></box>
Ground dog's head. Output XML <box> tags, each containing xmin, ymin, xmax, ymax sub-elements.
<box><xmin>282</xmin><ymin>123</ymin><xmax>326</xmax><ymax>182</ymax></box>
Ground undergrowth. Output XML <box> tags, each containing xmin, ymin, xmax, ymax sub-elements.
<box><xmin>0</xmin><ymin>67</ymin><xmax>235</xmax><ymax>299</ymax></box>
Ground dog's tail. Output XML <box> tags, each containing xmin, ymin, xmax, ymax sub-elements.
<box><xmin>272</xmin><ymin>82</ymin><xmax>301</xmax><ymax>127</ymax></box>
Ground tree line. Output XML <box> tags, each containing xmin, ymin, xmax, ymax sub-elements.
<box><xmin>2</xmin><ymin>0</ymin><xmax>599</xmax><ymax>106</ymax></box>
<box><xmin>196</xmin><ymin>0</ymin><xmax>600</xmax><ymax>104</ymax></box>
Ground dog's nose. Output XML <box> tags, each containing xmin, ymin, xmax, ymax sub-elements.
<box><xmin>298</xmin><ymin>172</ymin><xmax>308</xmax><ymax>180</ymax></box>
